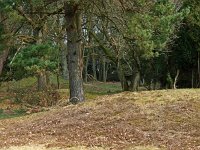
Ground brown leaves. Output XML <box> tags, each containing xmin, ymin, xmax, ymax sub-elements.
<box><xmin>0</xmin><ymin>89</ymin><xmax>200</xmax><ymax>149</ymax></box>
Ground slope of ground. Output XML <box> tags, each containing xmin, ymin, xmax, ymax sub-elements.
<box><xmin>0</xmin><ymin>77</ymin><xmax>121</xmax><ymax>119</ymax></box>
<box><xmin>0</xmin><ymin>89</ymin><xmax>200</xmax><ymax>150</ymax></box>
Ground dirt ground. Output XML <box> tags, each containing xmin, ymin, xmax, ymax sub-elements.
<box><xmin>0</xmin><ymin>89</ymin><xmax>200</xmax><ymax>150</ymax></box>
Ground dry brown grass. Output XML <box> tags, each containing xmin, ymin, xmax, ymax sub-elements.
<box><xmin>0</xmin><ymin>89</ymin><xmax>200</xmax><ymax>150</ymax></box>
<box><xmin>0</xmin><ymin>145</ymin><xmax>109</xmax><ymax>150</ymax></box>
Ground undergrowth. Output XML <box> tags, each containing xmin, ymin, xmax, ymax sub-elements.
<box><xmin>0</xmin><ymin>108</ymin><xmax>26</xmax><ymax>120</ymax></box>
<box><xmin>0</xmin><ymin>75</ymin><xmax>122</xmax><ymax>119</ymax></box>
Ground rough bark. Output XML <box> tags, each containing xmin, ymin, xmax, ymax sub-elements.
<box><xmin>0</xmin><ymin>50</ymin><xmax>9</xmax><ymax>77</ymax></box>
<box><xmin>37</xmin><ymin>71</ymin><xmax>47</xmax><ymax>91</ymax></box>
<box><xmin>131</xmin><ymin>71</ymin><xmax>140</xmax><ymax>91</ymax></box>
<box><xmin>60</xmin><ymin>46</ymin><xmax>69</xmax><ymax>80</ymax></box>
<box><xmin>65</xmin><ymin>2</ymin><xmax>84</xmax><ymax>103</ymax></box>
<box><xmin>0</xmin><ymin>12</ymin><xmax>9</xmax><ymax>77</ymax></box>
<box><xmin>121</xmin><ymin>71</ymin><xmax>140</xmax><ymax>92</ymax></box>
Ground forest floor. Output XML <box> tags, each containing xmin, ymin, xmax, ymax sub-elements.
<box><xmin>0</xmin><ymin>78</ymin><xmax>200</xmax><ymax>150</ymax></box>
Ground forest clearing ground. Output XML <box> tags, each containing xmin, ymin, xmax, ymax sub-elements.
<box><xmin>0</xmin><ymin>89</ymin><xmax>200</xmax><ymax>150</ymax></box>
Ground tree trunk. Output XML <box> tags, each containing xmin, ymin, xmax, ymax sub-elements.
<box><xmin>173</xmin><ymin>69</ymin><xmax>180</xmax><ymax>89</ymax></box>
<box><xmin>131</xmin><ymin>71</ymin><xmax>140</xmax><ymax>91</ymax></box>
<box><xmin>57</xmin><ymin>73</ymin><xmax>60</xmax><ymax>89</ymax></box>
<box><xmin>84</xmin><ymin>54</ymin><xmax>89</xmax><ymax>83</ymax></box>
<box><xmin>166</xmin><ymin>72</ymin><xmax>173</xmax><ymax>89</ymax></box>
<box><xmin>92</xmin><ymin>51</ymin><xmax>97</xmax><ymax>80</ymax></box>
<box><xmin>37</xmin><ymin>71</ymin><xmax>47</xmax><ymax>91</ymax></box>
<box><xmin>98</xmin><ymin>62</ymin><xmax>102</xmax><ymax>81</ymax></box>
<box><xmin>131</xmin><ymin>53</ymin><xmax>141</xmax><ymax>91</ymax></box>
<box><xmin>123</xmin><ymin>77</ymin><xmax>129</xmax><ymax>91</ymax></box>
<box><xmin>60</xmin><ymin>46</ymin><xmax>69</xmax><ymax>80</ymax></box>
<box><xmin>192</xmin><ymin>69</ymin><xmax>194</xmax><ymax>88</ymax></box>
<box><xmin>198</xmin><ymin>52</ymin><xmax>200</xmax><ymax>87</ymax></box>
<box><xmin>102</xmin><ymin>56</ymin><xmax>107</xmax><ymax>82</ymax></box>
<box><xmin>32</xmin><ymin>26</ymin><xmax>49</xmax><ymax>91</ymax></box>
<box><xmin>117</xmin><ymin>62</ymin><xmax>134</xmax><ymax>91</ymax></box>
<box><xmin>0</xmin><ymin>13</ymin><xmax>10</xmax><ymax>77</ymax></box>
<box><xmin>0</xmin><ymin>50</ymin><xmax>9</xmax><ymax>76</ymax></box>
<box><xmin>117</xmin><ymin>63</ymin><xmax>125</xmax><ymax>91</ymax></box>
<box><xmin>65</xmin><ymin>2</ymin><xmax>84</xmax><ymax>104</ymax></box>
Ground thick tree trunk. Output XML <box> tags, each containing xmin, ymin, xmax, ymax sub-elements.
<box><xmin>130</xmin><ymin>54</ymin><xmax>141</xmax><ymax>91</ymax></box>
<box><xmin>60</xmin><ymin>46</ymin><xmax>69</xmax><ymax>80</ymax></box>
<box><xmin>0</xmin><ymin>50</ymin><xmax>9</xmax><ymax>76</ymax></box>
<box><xmin>37</xmin><ymin>71</ymin><xmax>47</xmax><ymax>91</ymax></box>
<box><xmin>131</xmin><ymin>71</ymin><xmax>140</xmax><ymax>91</ymax></box>
<box><xmin>0</xmin><ymin>13</ymin><xmax>9</xmax><ymax>77</ymax></box>
<box><xmin>65</xmin><ymin>2</ymin><xmax>84</xmax><ymax>103</ymax></box>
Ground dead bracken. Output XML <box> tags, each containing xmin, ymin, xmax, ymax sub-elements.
<box><xmin>0</xmin><ymin>89</ymin><xmax>200</xmax><ymax>150</ymax></box>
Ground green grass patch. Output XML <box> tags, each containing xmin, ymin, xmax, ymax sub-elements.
<box><xmin>84</xmin><ymin>82</ymin><xmax>122</xmax><ymax>95</ymax></box>
<box><xmin>0</xmin><ymin>75</ymin><xmax>121</xmax><ymax>96</ymax></box>
<box><xmin>0</xmin><ymin>108</ymin><xmax>27</xmax><ymax>120</ymax></box>
<box><xmin>49</xmin><ymin>75</ymin><xmax>69</xmax><ymax>88</ymax></box>
<box><xmin>55</xmin><ymin>81</ymin><xmax>122</xmax><ymax>100</ymax></box>
<box><xmin>0</xmin><ymin>77</ymin><xmax>37</xmax><ymax>92</ymax></box>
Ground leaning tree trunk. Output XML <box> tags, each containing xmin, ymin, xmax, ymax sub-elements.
<box><xmin>173</xmin><ymin>69</ymin><xmax>180</xmax><ymax>89</ymax></box>
<box><xmin>65</xmin><ymin>2</ymin><xmax>84</xmax><ymax>104</ymax></box>
<box><xmin>0</xmin><ymin>13</ymin><xmax>10</xmax><ymax>77</ymax></box>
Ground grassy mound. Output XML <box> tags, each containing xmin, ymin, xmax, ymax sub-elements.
<box><xmin>0</xmin><ymin>89</ymin><xmax>200</xmax><ymax>149</ymax></box>
<box><xmin>0</xmin><ymin>76</ymin><xmax>121</xmax><ymax>119</ymax></box>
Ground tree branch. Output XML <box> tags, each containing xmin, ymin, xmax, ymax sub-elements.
<box><xmin>14</xmin><ymin>6</ymin><xmax>35</xmax><ymax>27</ymax></box>
<box><xmin>90</xmin><ymin>31</ymin><xmax>117</xmax><ymax>64</ymax></box>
